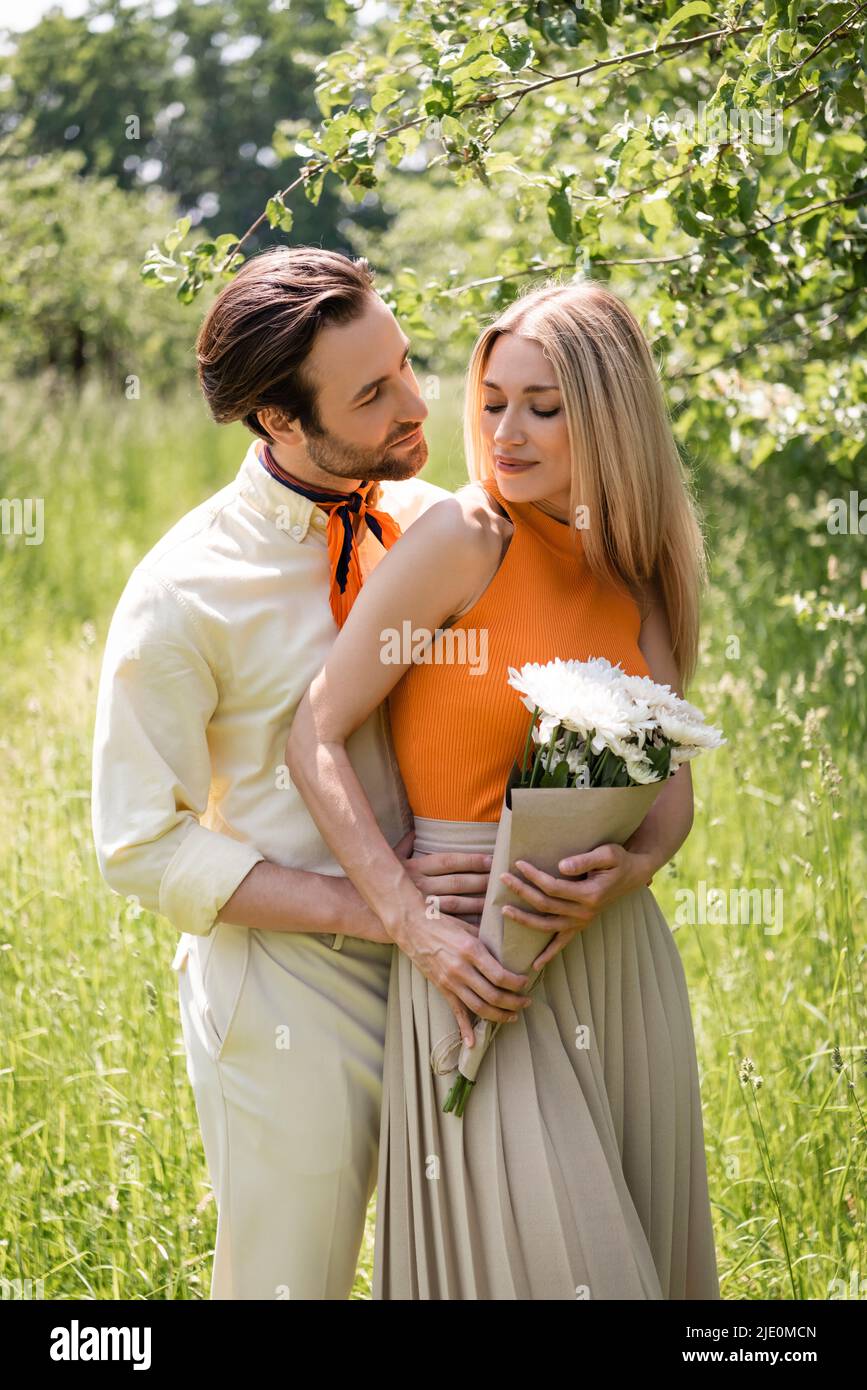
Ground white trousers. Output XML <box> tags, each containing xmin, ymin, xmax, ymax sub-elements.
<box><xmin>173</xmin><ymin>922</ymin><xmax>393</xmax><ymax>1299</ymax></box>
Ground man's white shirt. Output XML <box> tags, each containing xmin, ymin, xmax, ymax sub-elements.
<box><xmin>91</xmin><ymin>438</ymin><xmax>450</xmax><ymax>939</ymax></box>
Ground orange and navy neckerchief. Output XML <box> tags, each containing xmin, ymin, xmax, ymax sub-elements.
<box><xmin>258</xmin><ymin>441</ymin><xmax>402</xmax><ymax>630</ymax></box>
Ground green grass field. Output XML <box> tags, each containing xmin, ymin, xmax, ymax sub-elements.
<box><xmin>1</xmin><ymin>378</ymin><xmax>864</xmax><ymax>1300</ymax></box>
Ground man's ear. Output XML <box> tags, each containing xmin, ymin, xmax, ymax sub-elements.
<box><xmin>258</xmin><ymin>406</ymin><xmax>304</xmax><ymax>446</ymax></box>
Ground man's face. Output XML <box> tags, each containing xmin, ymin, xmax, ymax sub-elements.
<box><xmin>268</xmin><ymin>292</ymin><xmax>430</xmax><ymax>487</ymax></box>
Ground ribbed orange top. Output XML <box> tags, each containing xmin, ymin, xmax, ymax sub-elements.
<box><xmin>387</xmin><ymin>473</ymin><xmax>651</xmax><ymax>822</ymax></box>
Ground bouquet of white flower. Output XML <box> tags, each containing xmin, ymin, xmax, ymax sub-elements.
<box><xmin>436</xmin><ymin>657</ymin><xmax>725</xmax><ymax>1116</ymax></box>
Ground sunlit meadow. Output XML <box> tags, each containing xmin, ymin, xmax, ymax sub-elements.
<box><xmin>1</xmin><ymin>378</ymin><xmax>864</xmax><ymax>1300</ymax></box>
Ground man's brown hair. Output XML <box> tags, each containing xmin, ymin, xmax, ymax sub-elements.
<box><xmin>195</xmin><ymin>246</ymin><xmax>376</xmax><ymax>441</ymax></box>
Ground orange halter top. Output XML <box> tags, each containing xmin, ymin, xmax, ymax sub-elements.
<box><xmin>386</xmin><ymin>472</ymin><xmax>652</xmax><ymax>823</ymax></box>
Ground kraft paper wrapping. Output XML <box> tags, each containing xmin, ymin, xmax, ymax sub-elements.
<box><xmin>430</xmin><ymin>779</ymin><xmax>665</xmax><ymax>1084</ymax></box>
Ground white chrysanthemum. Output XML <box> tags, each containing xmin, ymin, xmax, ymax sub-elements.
<box><xmin>508</xmin><ymin>657</ymin><xmax>724</xmax><ymax>775</ymax></box>
<box><xmin>531</xmin><ymin>712</ymin><xmax>562</xmax><ymax>745</ymax></box>
<box><xmin>577</xmin><ymin>656</ymin><xmax>627</xmax><ymax>686</ymax></box>
<box><xmin>623</xmin><ymin>755</ymin><xmax>662</xmax><ymax>784</ymax></box>
<box><xmin>669</xmin><ymin>744</ymin><xmax>703</xmax><ymax>766</ymax></box>
<box><xmin>617</xmin><ymin>671</ymin><xmax>709</xmax><ymax>723</ymax></box>
<box><xmin>508</xmin><ymin>659</ymin><xmax>607</xmax><ymax>722</ymax></box>
<box><xmin>603</xmin><ymin>731</ymin><xmax>651</xmax><ymax>759</ymax></box>
<box><xmin>656</xmin><ymin>709</ymin><xmax>726</xmax><ymax>748</ymax></box>
<box><xmin>507</xmin><ymin>660</ymin><xmax>564</xmax><ymax>716</ymax></box>
<box><xmin>569</xmin><ymin>683</ymin><xmax>637</xmax><ymax>743</ymax></box>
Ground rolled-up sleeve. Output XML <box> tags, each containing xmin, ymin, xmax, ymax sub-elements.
<box><xmin>91</xmin><ymin>568</ymin><xmax>264</xmax><ymax>936</ymax></box>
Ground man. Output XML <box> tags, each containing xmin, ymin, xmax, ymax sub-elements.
<box><xmin>91</xmin><ymin>247</ymin><xmax>520</xmax><ymax>1300</ymax></box>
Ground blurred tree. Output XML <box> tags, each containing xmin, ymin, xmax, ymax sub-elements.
<box><xmin>0</xmin><ymin>126</ymin><xmax>216</xmax><ymax>387</ymax></box>
<box><xmin>0</xmin><ymin>0</ymin><xmax>382</xmax><ymax>250</ymax></box>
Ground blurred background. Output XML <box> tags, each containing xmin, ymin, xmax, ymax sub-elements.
<box><xmin>0</xmin><ymin>0</ymin><xmax>864</xmax><ymax>1301</ymax></box>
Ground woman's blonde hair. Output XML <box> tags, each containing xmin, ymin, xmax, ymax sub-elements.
<box><xmin>463</xmin><ymin>278</ymin><xmax>707</xmax><ymax>690</ymax></box>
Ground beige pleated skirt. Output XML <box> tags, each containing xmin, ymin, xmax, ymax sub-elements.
<box><xmin>373</xmin><ymin>815</ymin><xmax>720</xmax><ymax>1301</ymax></box>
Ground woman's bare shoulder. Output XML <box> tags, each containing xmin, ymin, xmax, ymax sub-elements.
<box><xmin>379</xmin><ymin>480</ymin><xmax>510</xmax><ymax>626</ymax></box>
<box><xmin>398</xmin><ymin>479</ymin><xmax>510</xmax><ymax>552</ymax></box>
<box><xmin>453</xmin><ymin>479</ymin><xmax>512</xmax><ymax>537</ymax></box>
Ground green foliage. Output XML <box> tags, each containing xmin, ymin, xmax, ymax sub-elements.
<box><xmin>0</xmin><ymin>133</ymin><xmax>214</xmax><ymax>386</ymax></box>
<box><xmin>0</xmin><ymin>0</ymin><xmax>359</xmax><ymax>252</ymax></box>
<box><xmin>142</xmin><ymin>0</ymin><xmax>865</xmax><ymax>487</ymax></box>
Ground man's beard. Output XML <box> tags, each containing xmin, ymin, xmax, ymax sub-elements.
<box><xmin>304</xmin><ymin>422</ymin><xmax>428</xmax><ymax>484</ymax></box>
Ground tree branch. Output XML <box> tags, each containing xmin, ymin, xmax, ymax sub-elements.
<box><xmin>229</xmin><ymin>20</ymin><xmax>764</xmax><ymax>256</ymax></box>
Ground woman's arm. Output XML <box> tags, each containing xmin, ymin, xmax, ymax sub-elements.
<box><xmin>497</xmin><ymin>580</ymin><xmax>695</xmax><ymax>969</ymax></box>
<box><xmin>285</xmin><ymin>495</ymin><xmax>533</xmax><ymax>1040</ymax></box>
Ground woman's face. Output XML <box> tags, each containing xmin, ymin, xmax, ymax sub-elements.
<box><xmin>479</xmin><ymin>333</ymin><xmax>573</xmax><ymax>518</ymax></box>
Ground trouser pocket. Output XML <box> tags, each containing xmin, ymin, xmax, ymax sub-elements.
<box><xmin>187</xmin><ymin>923</ymin><xmax>251</xmax><ymax>1062</ymax></box>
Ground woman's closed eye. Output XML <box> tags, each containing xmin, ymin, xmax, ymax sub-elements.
<box><xmin>482</xmin><ymin>403</ymin><xmax>560</xmax><ymax>418</ymax></box>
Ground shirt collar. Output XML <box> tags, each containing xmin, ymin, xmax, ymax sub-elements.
<box><xmin>235</xmin><ymin>438</ymin><xmax>329</xmax><ymax>544</ymax></box>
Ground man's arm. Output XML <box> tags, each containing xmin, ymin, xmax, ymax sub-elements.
<box><xmin>215</xmin><ymin>857</ymin><xmax>386</xmax><ymax>937</ymax></box>
<box><xmin>91</xmin><ymin>567</ymin><xmax>386</xmax><ymax>940</ymax></box>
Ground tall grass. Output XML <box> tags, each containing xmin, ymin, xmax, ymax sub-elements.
<box><xmin>0</xmin><ymin>380</ymin><xmax>863</xmax><ymax>1299</ymax></box>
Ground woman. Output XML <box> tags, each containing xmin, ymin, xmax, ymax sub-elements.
<box><xmin>286</xmin><ymin>279</ymin><xmax>720</xmax><ymax>1300</ymax></box>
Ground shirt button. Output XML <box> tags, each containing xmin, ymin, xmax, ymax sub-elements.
<box><xmin>290</xmin><ymin>525</ymin><xmax>303</xmax><ymax>538</ymax></box>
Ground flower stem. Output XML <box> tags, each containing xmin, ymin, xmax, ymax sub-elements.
<box><xmin>520</xmin><ymin>705</ymin><xmax>540</xmax><ymax>782</ymax></box>
<box><xmin>443</xmin><ymin>1074</ymin><xmax>474</xmax><ymax>1115</ymax></box>
<box><xmin>544</xmin><ymin>723</ymin><xmax>558</xmax><ymax>776</ymax></box>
